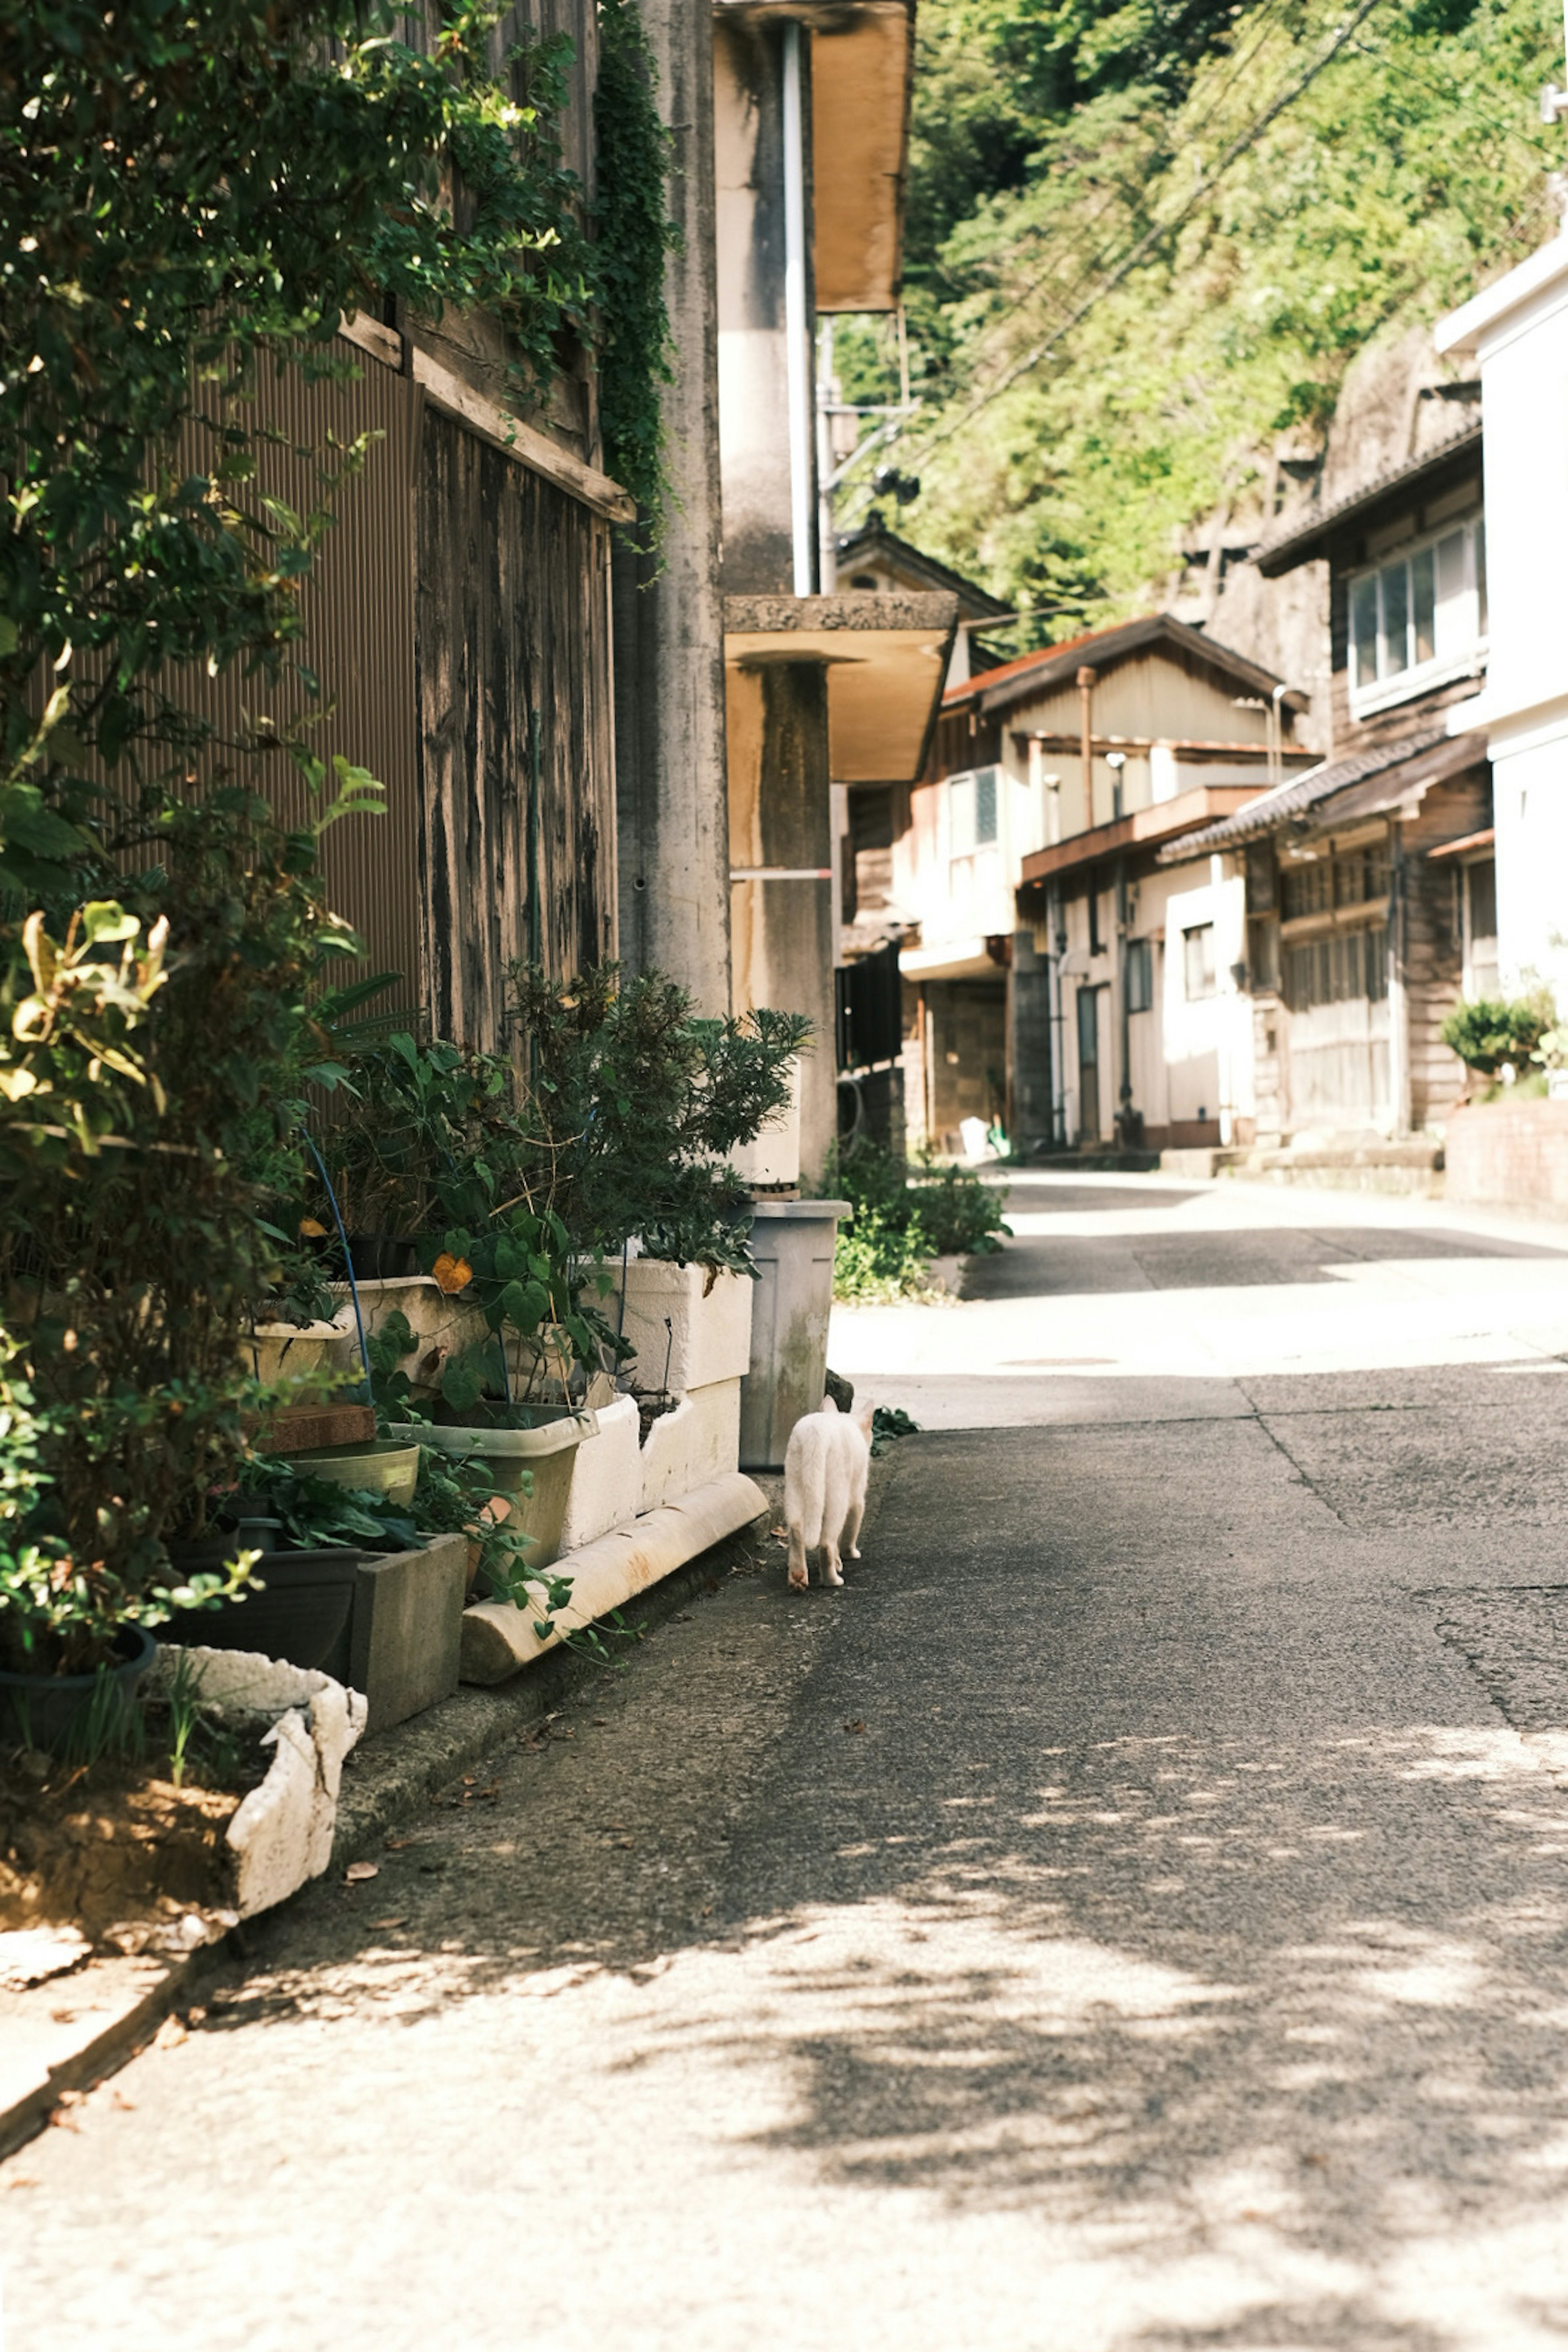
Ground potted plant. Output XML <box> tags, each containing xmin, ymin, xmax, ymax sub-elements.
<box><xmin>504</xmin><ymin>964</ymin><xmax>810</xmax><ymax>1496</ymax></box>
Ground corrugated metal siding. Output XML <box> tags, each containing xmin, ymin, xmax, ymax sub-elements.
<box><xmin>416</xmin><ymin>405</ymin><xmax>616</xmax><ymax>1052</ymax></box>
<box><xmin>172</xmin><ymin>350</ymin><xmax>423</xmax><ymax>1021</ymax></box>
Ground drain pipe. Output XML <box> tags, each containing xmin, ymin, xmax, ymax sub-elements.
<box><xmin>1077</xmin><ymin>664</ymin><xmax>1097</xmax><ymax>830</ymax></box>
<box><xmin>782</xmin><ymin>21</ymin><xmax>815</xmax><ymax>596</ymax></box>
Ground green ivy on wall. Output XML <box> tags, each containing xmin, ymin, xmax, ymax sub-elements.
<box><xmin>593</xmin><ymin>0</ymin><xmax>680</xmax><ymax>535</ymax></box>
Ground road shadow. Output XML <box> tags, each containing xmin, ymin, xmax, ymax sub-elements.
<box><xmin>963</xmin><ymin>1221</ymin><xmax>1568</xmax><ymax>1301</ymax></box>
<box><xmin>200</xmin><ymin>1402</ymin><xmax>1568</xmax><ymax>2347</ymax></box>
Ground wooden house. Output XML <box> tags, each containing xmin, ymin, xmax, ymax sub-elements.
<box><xmin>905</xmin><ymin>615</ymin><xmax>1310</xmax><ymax>1154</ymax></box>
<box><xmin>217</xmin><ymin>0</ymin><xmax>632</xmax><ymax>1057</ymax></box>
<box><xmin>1171</xmin><ymin>425</ymin><xmax>1491</xmax><ymax>1142</ymax></box>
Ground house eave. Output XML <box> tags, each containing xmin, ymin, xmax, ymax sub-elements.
<box><xmin>1018</xmin><ymin>787</ymin><xmax>1265</xmax><ymax>887</ymax></box>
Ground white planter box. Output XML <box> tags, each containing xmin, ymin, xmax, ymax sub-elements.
<box><xmin>245</xmin><ymin>1277</ymin><xmax>488</xmax><ymax>1394</ymax></box>
<box><xmin>332</xmin><ymin>1276</ymin><xmax>490</xmax><ymax>1369</ymax></box>
<box><xmin>639</xmin><ymin>1379</ymin><xmax>742</xmax><ymax>1513</ymax></box>
<box><xmin>559</xmin><ymin>1392</ymin><xmax>642</xmax><ymax>1550</ymax></box>
<box><xmin>601</xmin><ymin>1261</ymin><xmax>753</xmax><ymax>1396</ymax></box>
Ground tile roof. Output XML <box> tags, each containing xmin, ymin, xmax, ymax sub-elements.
<box><xmin>1160</xmin><ymin>724</ymin><xmax>1483</xmax><ymax>858</ymax></box>
<box><xmin>1253</xmin><ymin>417</ymin><xmax>1482</xmax><ymax>578</ymax></box>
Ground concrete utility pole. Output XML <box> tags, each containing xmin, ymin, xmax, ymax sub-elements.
<box><xmin>611</xmin><ymin>0</ymin><xmax>732</xmax><ymax>1017</ymax></box>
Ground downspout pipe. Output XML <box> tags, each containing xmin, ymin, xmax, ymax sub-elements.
<box><xmin>782</xmin><ymin>22</ymin><xmax>815</xmax><ymax>597</ymax></box>
<box><xmin>1077</xmin><ymin>665</ymin><xmax>1096</xmax><ymax>831</ymax></box>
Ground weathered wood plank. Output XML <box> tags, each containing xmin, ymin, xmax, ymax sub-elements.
<box><xmin>416</xmin><ymin>408</ymin><xmax>617</xmax><ymax>1056</ymax></box>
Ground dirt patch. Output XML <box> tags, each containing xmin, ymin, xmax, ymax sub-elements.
<box><xmin>636</xmin><ymin>1392</ymin><xmax>679</xmax><ymax>1448</ymax></box>
<box><xmin>0</xmin><ymin>1746</ymin><xmax>261</xmax><ymax>1948</ymax></box>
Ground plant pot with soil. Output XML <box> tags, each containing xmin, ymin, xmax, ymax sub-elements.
<box><xmin>0</xmin><ymin>1623</ymin><xmax>159</xmax><ymax>1757</ymax></box>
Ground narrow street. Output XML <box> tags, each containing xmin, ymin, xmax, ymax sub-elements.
<box><xmin>11</xmin><ymin>1172</ymin><xmax>1568</xmax><ymax>2351</ymax></box>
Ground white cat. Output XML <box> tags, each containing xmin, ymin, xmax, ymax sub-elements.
<box><xmin>783</xmin><ymin>1395</ymin><xmax>875</xmax><ymax>1592</ymax></box>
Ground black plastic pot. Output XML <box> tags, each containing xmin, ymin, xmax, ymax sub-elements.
<box><xmin>159</xmin><ymin>1547</ymin><xmax>362</xmax><ymax>1679</ymax></box>
<box><xmin>344</xmin><ymin>1233</ymin><xmax>421</xmax><ymax>1281</ymax></box>
<box><xmin>0</xmin><ymin>1624</ymin><xmax>157</xmax><ymax>1755</ymax></box>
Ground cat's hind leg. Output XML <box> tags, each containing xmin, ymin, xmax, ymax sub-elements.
<box><xmin>842</xmin><ymin>1495</ymin><xmax>864</xmax><ymax>1560</ymax></box>
<box><xmin>786</xmin><ymin>1523</ymin><xmax>810</xmax><ymax>1591</ymax></box>
<box><xmin>821</xmin><ymin>1538</ymin><xmax>844</xmax><ymax>1588</ymax></box>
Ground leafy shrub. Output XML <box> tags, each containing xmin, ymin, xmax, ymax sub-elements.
<box><xmin>833</xmin><ymin>1211</ymin><xmax>937</xmax><ymax>1305</ymax></box>
<box><xmin>829</xmin><ymin>1141</ymin><xmax>1009</xmax><ymax>1302</ymax></box>
<box><xmin>1441</xmin><ymin>991</ymin><xmax>1556</xmax><ymax>1077</ymax></box>
<box><xmin>0</xmin><ymin>777</ymin><xmax>372</xmax><ymax>1675</ymax></box>
<box><xmin>509</xmin><ymin>964</ymin><xmax>811</xmax><ymax>1272</ymax></box>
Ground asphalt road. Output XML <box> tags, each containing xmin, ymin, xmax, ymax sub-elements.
<box><xmin>9</xmin><ymin>1174</ymin><xmax>1568</xmax><ymax>2350</ymax></box>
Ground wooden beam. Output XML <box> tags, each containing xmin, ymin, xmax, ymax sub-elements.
<box><xmin>337</xmin><ymin>314</ymin><xmax>637</xmax><ymax>524</ymax></box>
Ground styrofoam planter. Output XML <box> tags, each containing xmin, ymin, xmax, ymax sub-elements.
<box><xmin>558</xmin><ymin>1392</ymin><xmax>641</xmax><ymax>1551</ymax></box>
<box><xmin>242</xmin><ymin>1309</ymin><xmax>356</xmax><ymax>1389</ymax></box>
<box><xmin>145</xmin><ymin>1646</ymin><xmax>365</xmax><ymax>1918</ymax></box>
<box><xmin>331</xmin><ymin>1277</ymin><xmax>489</xmax><ymax>1370</ymax></box>
<box><xmin>600</xmin><ymin>1259</ymin><xmax>754</xmax><ymax>1398</ymax></box>
<box><xmin>243</xmin><ymin>1278</ymin><xmax>489</xmax><ymax>1394</ymax></box>
<box><xmin>639</xmin><ymin>1380</ymin><xmax>743</xmax><ymax>1513</ymax></box>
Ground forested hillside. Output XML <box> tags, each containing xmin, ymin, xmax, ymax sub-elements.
<box><xmin>837</xmin><ymin>0</ymin><xmax>1562</xmax><ymax>636</ymax></box>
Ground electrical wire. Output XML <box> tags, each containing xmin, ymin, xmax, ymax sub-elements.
<box><xmin>893</xmin><ymin>0</ymin><xmax>1393</xmax><ymax>474</ymax></box>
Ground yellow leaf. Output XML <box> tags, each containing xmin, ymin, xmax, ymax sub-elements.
<box><xmin>432</xmin><ymin>1252</ymin><xmax>472</xmax><ymax>1295</ymax></box>
<box><xmin>298</xmin><ymin>1217</ymin><xmax>327</xmax><ymax>1238</ymax></box>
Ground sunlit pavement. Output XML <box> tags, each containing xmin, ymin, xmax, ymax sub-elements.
<box><xmin>9</xmin><ymin>1173</ymin><xmax>1568</xmax><ymax>2350</ymax></box>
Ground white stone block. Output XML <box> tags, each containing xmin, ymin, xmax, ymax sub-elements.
<box><xmin>149</xmin><ymin>1647</ymin><xmax>366</xmax><ymax>1919</ymax></box>
<box><xmin>639</xmin><ymin>1379</ymin><xmax>742</xmax><ymax>1513</ymax></box>
<box><xmin>559</xmin><ymin>1392</ymin><xmax>642</xmax><ymax>1550</ymax></box>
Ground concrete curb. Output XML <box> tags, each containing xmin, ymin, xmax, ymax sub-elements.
<box><xmin>460</xmin><ymin>1472</ymin><xmax>767</xmax><ymax>1682</ymax></box>
<box><xmin>0</xmin><ymin>1931</ymin><xmax>234</xmax><ymax>2167</ymax></box>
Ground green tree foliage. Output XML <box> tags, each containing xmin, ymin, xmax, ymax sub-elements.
<box><xmin>837</xmin><ymin>0</ymin><xmax>1560</xmax><ymax>632</ymax></box>
<box><xmin>0</xmin><ymin>0</ymin><xmax>667</xmax><ymax>1672</ymax></box>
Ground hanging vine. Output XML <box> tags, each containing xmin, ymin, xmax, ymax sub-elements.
<box><xmin>592</xmin><ymin>0</ymin><xmax>680</xmax><ymax>535</ymax></box>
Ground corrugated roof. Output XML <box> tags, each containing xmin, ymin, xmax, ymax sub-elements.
<box><xmin>1160</xmin><ymin>725</ymin><xmax>1485</xmax><ymax>858</ymax></box>
<box><xmin>1253</xmin><ymin>417</ymin><xmax>1482</xmax><ymax>579</ymax></box>
<box><xmin>942</xmin><ymin>611</ymin><xmax>1304</xmax><ymax>715</ymax></box>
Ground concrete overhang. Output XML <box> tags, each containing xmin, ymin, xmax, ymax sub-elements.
<box><xmin>724</xmin><ymin>590</ymin><xmax>958</xmax><ymax>782</ymax></box>
<box><xmin>1018</xmin><ymin>786</ymin><xmax>1264</xmax><ymax>887</ymax></box>
<box><xmin>713</xmin><ymin>0</ymin><xmax>913</xmax><ymax>310</ymax></box>
<box><xmin>899</xmin><ymin>936</ymin><xmax>1004</xmax><ymax>980</ymax></box>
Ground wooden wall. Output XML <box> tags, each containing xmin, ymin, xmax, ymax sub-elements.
<box><xmin>1401</xmin><ymin>763</ymin><xmax>1492</xmax><ymax>1130</ymax></box>
<box><xmin>416</xmin><ymin>406</ymin><xmax>616</xmax><ymax>1053</ymax></box>
<box><xmin>169</xmin><ymin>349</ymin><xmax>422</xmax><ymax>1023</ymax></box>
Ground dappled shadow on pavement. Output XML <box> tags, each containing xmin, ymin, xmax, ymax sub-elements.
<box><xmin>186</xmin><ymin>1400</ymin><xmax>1568</xmax><ymax>2349</ymax></box>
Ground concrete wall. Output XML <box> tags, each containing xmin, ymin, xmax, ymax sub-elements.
<box><xmin>613</xmin><ymin>0</ymin><xmax>731</xmax><ymax>1014</ymax></box>
<box><xmin>727</xmin><ymin>659</ymin><xmax>836</xmax><ymax>1189</ymax></box>
<box><xmin>1446</xmin><ymin>1097</ymin><xmax>1568</xmax><ymax>1209</ymax></box>
<box><xmin>1440</xmin><ymin>236</ymin><xmax>1568</xmax><ymax>1009</ymax></box>
<box><xmin>714</xmin><ymin>14</ymin><xmax>813</xmax><ymax>595</ymax></box>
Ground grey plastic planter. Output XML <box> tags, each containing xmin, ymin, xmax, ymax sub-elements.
<box><xmin>738</xmin><ymin>1198</ymin><xmax>850</xmax><ymax>1470</ymax></box>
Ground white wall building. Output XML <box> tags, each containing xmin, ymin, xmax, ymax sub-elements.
<box><xmin>1437</xmin><ymin>232</ymin><xmax>1568</xmax><ymax>1005</ymax></box>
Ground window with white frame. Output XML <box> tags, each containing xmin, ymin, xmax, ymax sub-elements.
<box><xmin>1348</xmin><ymin>513</ymin><xmax>1486</xmax><ymax>711</ymax></box>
